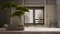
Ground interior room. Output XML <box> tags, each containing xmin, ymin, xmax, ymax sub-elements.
<box><xmin>0</xmin><ymin>0</ymin><xmax>60</xmax><ymax>34</ymax></box>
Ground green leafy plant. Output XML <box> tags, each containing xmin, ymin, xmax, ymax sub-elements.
<box><xmin>11</xmin><ymin>6</ymin><xmax>29</xmax><ymax>18</ymax></box>
<box><xmin>1</xmin><ymin>1</ymin><xmax>29</xmax><ymax>29</ymax></box>
<box><xmin>10</xmin><ymin>6</ymin><xmax>29</xmax><ymax>26</ymax></box>
<box><xmin>1</xmin><ymin>1</ymin><xmax>17</xmax><ymax>10</ymax></box>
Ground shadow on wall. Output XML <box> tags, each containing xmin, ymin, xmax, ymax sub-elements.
<box><xmin>49</xmin><ymin>20</ymin><xmax>57</xmax><ymax>28</ymax></box>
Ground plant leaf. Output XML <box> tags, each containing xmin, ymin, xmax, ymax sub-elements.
<box><xmin>1</xmin><ymin>1</ymin><xmax>17</xmax><ymax>11</ymax></box>
<box><xmin>16</xmin><ymin>6</ymin><xmax>29</xmax><ymax>12</ymax></box>
<box><xmin>10</xmin><ymin>11</ymin><xmax>24</xmax><ymax>17</ymax></box>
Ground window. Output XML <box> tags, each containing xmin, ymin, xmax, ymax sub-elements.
<box><xmin>35</xmin><ymin>9</ymin><xmax>43</xmax><ymax>23</ymax></box>
<box><xmin>24</xmin><ymin>7</ymin><xmax>44</xmax><ymax>25</ymax></box>
<box><xmin>25</xmin><ymin>9</ymin><xmax>33</xmax><ymax>23</ymax></box>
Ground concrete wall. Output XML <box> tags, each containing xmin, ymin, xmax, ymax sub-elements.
<box><xmin>44</xmin><ymin>0</ymin><xmax>56</xmax><ymax>27</ymax></box>
<box><xmin>45</xmin><ymin>5</ymin><xmax>56</xmax><ymax>27</ymax></box>
<box><xmin>24</xmin><ymin>0</ymin><xmax>45</xmax><ymax>5</ymax></box>
<box><xmin>47</xmin><ymin>0</ymin><xmax>56</xmax><ymax>5</ymax></box>
<box><xmin>11</xmin><ymin>0</ymin><xmax>23</xmax><ymax>5</ymax></box>
<box><xmin>56</xmin><ymin>0</ymin><xmax>60</xmax><ymax>27</ymax></box>
<box><xmin>24</xmin><ymin>0</ymin><xmax>56</xmax><ymax>5</ymax></box>
<box><xmin>0</xmin><ymin>0</ymin><xmax>10</xmax><ymax>27</ymax></box>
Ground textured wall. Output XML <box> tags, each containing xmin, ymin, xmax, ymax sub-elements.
<box><xmin>47</xmin><ymin>0</ymin><xmax>56</xmax><ymax>5</ymax></box>
<box><xmin>45</xmin><ymin>5</ymin><xmax>56</xmax><ymax>27</ymax></box>
<box><xmin>24</xmin><ymin>0</ymin><xmax>45</xmax><ymax>5</ymax></box>
<box><xmin>24</xmin><ymin>0</ymin><xmax>56</xmax><ymax>5</ymax></box>
<box><xmin>11</xmin><ymin>0</ymin><xmax>23</xmax><ymax>5</ymax></box>
<box><xmin>0</xmin><ymin>0</ymin><xmax>10</xmax><ymax>27</ymax></box>
<box><xmin>56</xmin><ymin>0</ymin><xmax>60</xmax><ymax>27</ymax></box>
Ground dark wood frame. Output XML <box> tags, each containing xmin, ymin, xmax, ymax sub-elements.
<box><xmin>24</xmin><ymin>7</ymin><xmax>44</xmax><ymax>26</ymax></box>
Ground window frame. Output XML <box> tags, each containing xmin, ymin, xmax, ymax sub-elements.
<box><xmin>24</xmin><ymin>7</ymin><xmax>44</xmax><ymax>26</ymax></box>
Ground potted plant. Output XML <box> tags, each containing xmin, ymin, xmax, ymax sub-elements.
<box><xmin>1</xmin><ymin>1</ymin><xmax>29</xmax><ymax>30</ymax></box>
<box><xmin>10</xmin><ymin>6</ymin><xmax>29</xmax><ymax>30</ymax></box>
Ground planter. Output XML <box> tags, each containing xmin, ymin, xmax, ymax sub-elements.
<box><xmin>7</xmin><ymin>25</ymin><xmax>24</xmax><ymax>31</ymax></box>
